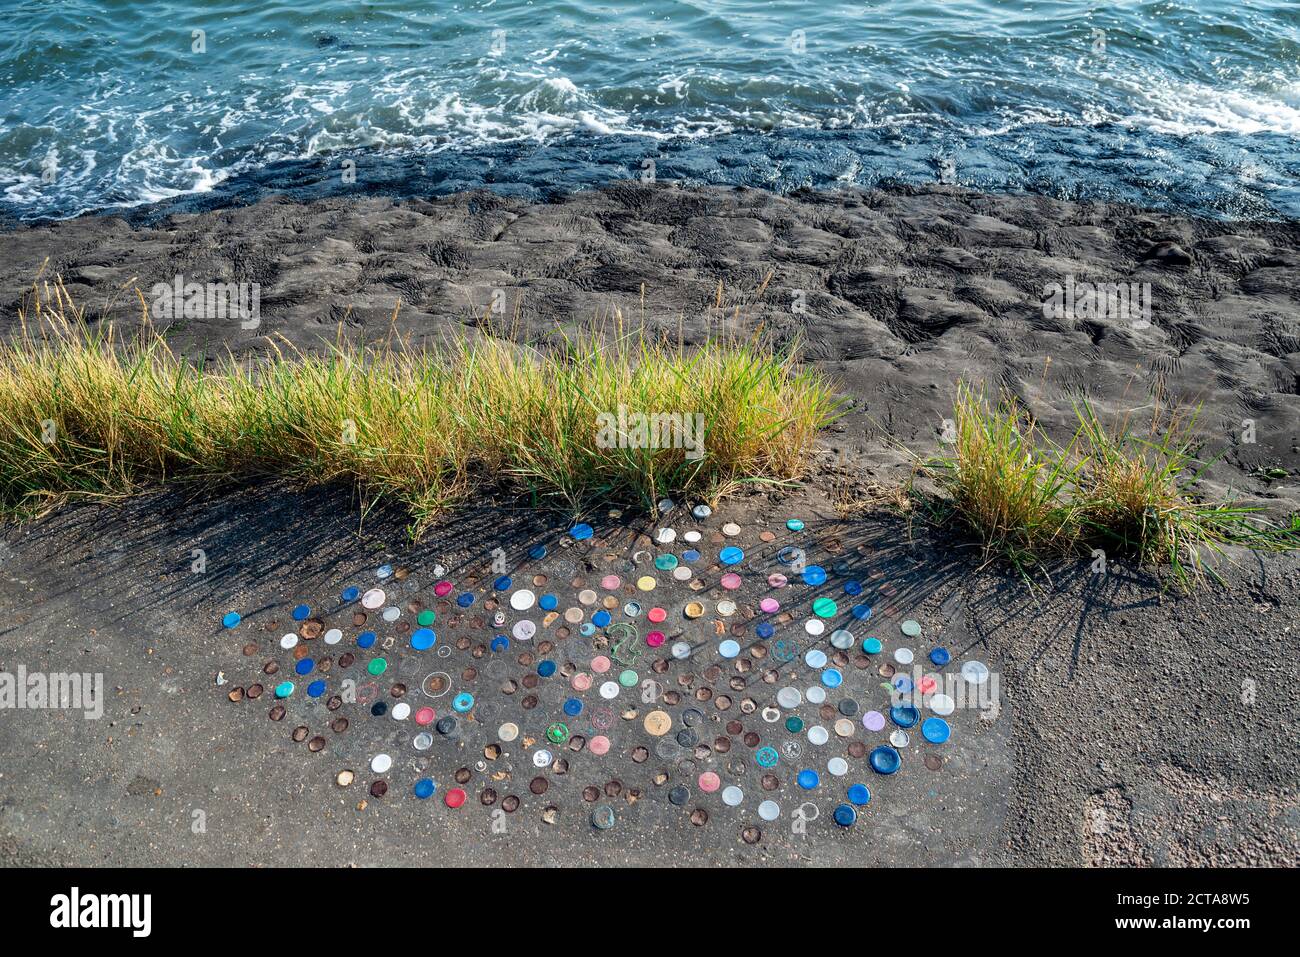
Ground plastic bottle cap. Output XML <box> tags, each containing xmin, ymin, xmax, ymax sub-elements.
<box><xmin>922</xmin><ymin>717</ymin><xmax>951</xmax><ymax>743</ymax></box>
<box><xmin>802</xmin><ymin>566</ymin><xmax>827</xmax><ymax>586</ymax></box>
<box><xmin>890</xmin><ymin>704</ymin><xmax>919</xmax><ymax>728</ymax></box>
<box><xmin>869</xmin><ymin>746</ymin><xmax>901</xmax><ymax>774</ymax></box>
<box><xmin>961</xmin><ymin>660</ymin><xmax>991</xmax><ymax>684</ymax></box>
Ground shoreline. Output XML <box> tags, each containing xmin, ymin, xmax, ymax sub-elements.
<box><xmin>7</xmin><ymin>126</ymin><xmax>1300</xmax><ymax>228</ymax></box>
<box><xmin>2</xmin><ymin>181</ymin><xmax>1297</xmax><ymax>517</ymax></box>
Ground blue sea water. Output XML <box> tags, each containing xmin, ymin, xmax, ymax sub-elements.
<box><xmin>1</xmin><ymin>0</ymin><xmax>1297</xmax><ymax>221</ymax></box>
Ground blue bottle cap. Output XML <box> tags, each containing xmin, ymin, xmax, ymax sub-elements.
<box><xmin>787</xmin><ymin>518</ymin><xmax>804</xmax><ymax>531</ymax></box>
<box><xmin>307</xmin><ymin>680</ymin><xmax>327</xmax><ymax>697</ymax></box>
<box><xmin>453</xmin><ymin>692</ymin><xmax>474</xmax><ymax>713</ymax></box>
<box><xmin>833</xmin><ymin>803</ymin><xmax>857</xmax><ymax>827</ymax></box>
<box><xmin>456</xmin><ymin>592</ymin><xmax>475</xmax><ymax>607</ymax></box>
<box><xmin>921</xmin><ymin>717</ymin><xmax>951</xmax><ymax>743</ymax></box>
<box><xmin>592</xmin><ymin>610</ymin><xmax>611</xmax><ymax>628</ymax></box>
<box><xmin>755</xmin><ymin>746</ymin><xmax>778</xmax><ymax>768</ymax></box>
<box><xmin>893</xmin><ymin>675</ymin><xmax>913</xmax><ymax>693</ymax></box>
<box><xmin>528</xmin><ymin>544</ymin><xmax>548</xmax><ymax>560</ymax></box>
<box><xmin>274</xmin><ymin>681</ymin><xmax>294</xmax><ymax>698</ymax></box>
<box><xmin>930</xmin><ymin>647</ymin><xmax>951</xmax><ymax>666</ymax></box>
<box><xmin>822</xmin><ymin>668</ymin><xmax>843</xmax><ymax>688</ymax></box>
<box><xmin>682</xmin><ymin>549</ymin><xmax>701</xmax><ymax>563</ymax></box>
<box><xmin>490</xmin><ymin>635</ymin><xmax>509</xmax><ymax>652</ymax></box>
<box><xmin>843</xmin><ymin>580</ymin><xmax>863</xmax><ymax>596</ymax></box>
<box><xmin>802</xmin><ymin>565</ymin><xmax>827</xmax><ymax>586</ymax></box>
<box><xmin>292</xmin><ymin>604</ymin><xmax>311</xmax><ymax>621</ymax></box>
<box><xmin>890</xmin><ymin>704</ymin><xmax>919</xmax><ymax>728</ymax></box>
<box><xmin>411</xmin><ymin>628</ymin><xmax>437</xmax><ymax>651</ymax></box>
<box><xmin>862</xmin><ymin>637</ymin><xmax>882</xmax><ymax>654</ymax></box>
<box><xmin>294</xmin><ymin>657</ymin><xmax>315</xmax><ymax>675</ymax></box>
<box><xmin>539</xmin><ymin>594</ymin><xmax>558</xmax><ymax>611</ymax></box>
<box><xmin>340</xmin><ymin>586</ymin><xmax>360</xmax><ymax>603</ymax></box>
<box><xmin>755</xmin><ymin>622</ymin><xmax>775</xmax><ymax>639</ymax></box>
<box><xmin>570</xmin><ymin>523</ymin><xmax>593</xmax><ymax>541</ymax></box>
<box><xmin>870</xmin><ymin>746</ymin><xmax>901</xmax><ymax>774</ymax></box>
<box><xmin>357</xmin><ymin>631</ymin><xmax>377</xmax><ymax>649</ymax></box>
<box><xmin>493</xmin><ymin>575</ymin><xmax>512</xmax><ymax>591</ymax></box>
<box><xmin>564</xmin><ymin>697</ymin><xmax>584</xmax><ymax>716</ymax></box>
<box><xmin>797</xmin><ymin>769</ymin><xmax>820</xmax><ymax>790</ymax></box>
<box><xmin>221</xmin><ymin>612</ymin><xmax>241</xmax><ymax>629</ymax></box>
<box><xmin>580</xmin><ymin>623</ymin><xmax>596</xmax><ymax>637</ymax></box>
<box><xmin>847</xmin><ymin>783</ymin><xmax>871</xmax><ymax>805</ymax></box>
<box><xmin>852</xmin><ymin>604</ymin><xmax>873</xmax><ymax>620</ymax></box>
<box><xmin>719</xmin><ymin>546</ymin><xmax>744</xmax><ymax>565</ymax></box>
<box><xmin>537</xmin><ymin>660</ymin><xmax>557</xmax><ymax>677</ymax></box>
<box><xmin>414</xmin><ymin>778</ymin><xmax>436</xmax><ymax>799</ymax></box>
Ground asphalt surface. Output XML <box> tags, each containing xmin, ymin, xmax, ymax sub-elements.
<box><xmin>1</xmin><ymin>472</ymin><xmax>1295</xmax><ymax>867</ymax></box>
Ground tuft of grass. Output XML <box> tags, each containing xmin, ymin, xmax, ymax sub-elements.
<box><xmin>1072</xmin><ymin>399</ymin><xmax>1300</xmax><ymax>589</ymax></box>
<box><xmin>921</xmin><ymin>382</ymin><xmax>1300</xmax><ymax>588</ymax></box>
<box><xmin>0</xmin><ymin>279</ymin><xmax>840</xmax><ymax>534</ymax></box>
<box><xmin>929</xmin><ymin>382</ymin><xmax>1084</xmax><ymax>569</ymax></box>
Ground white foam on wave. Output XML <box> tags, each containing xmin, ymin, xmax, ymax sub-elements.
<box><xmin>1117</xmin><ymin>75</ymin><xmax>1300</xmax><ymax>137</ymax></box>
